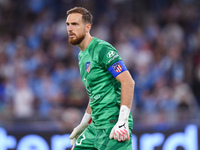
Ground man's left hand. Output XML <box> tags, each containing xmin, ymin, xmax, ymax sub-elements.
<box><xmin>109</xmin><ymin>120</ymin><xmax>129</xmax><ymax>141</ymax></box>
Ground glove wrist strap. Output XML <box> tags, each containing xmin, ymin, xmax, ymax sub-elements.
<box><xmin>118</xmin><ymin>105</ymin><xmax>130</xmax><ymax>122</ymax></box>
<box><xmin>80</xmin><ymin>112</ymin><xmax>92</xmax><ymax>125</ymax></box>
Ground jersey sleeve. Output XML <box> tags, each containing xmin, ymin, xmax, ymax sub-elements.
<box><xmin>98</xmin><ymin>44</ymin><xmax>127</xmax><ymax>78</ymax></box>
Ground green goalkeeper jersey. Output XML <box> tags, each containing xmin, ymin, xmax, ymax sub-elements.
<box><xmin>78</xmin><ymin>37</ymin><xmax>133</xmax><ymax>129</ymax></box>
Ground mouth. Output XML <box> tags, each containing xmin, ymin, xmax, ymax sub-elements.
<box><xmin>69</xmin><ymin>33</ymin><xmax>76</xmax><ymax>38</ymax></box>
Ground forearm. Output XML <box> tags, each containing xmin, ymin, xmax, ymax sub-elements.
<box><xmin>116</xmin><ymin>70</ymin><xmax>135</xmax><ymax>109</ymax></box>
<box><xmin>120</xmin><ymin>78</ymin><xmax>135</xmax><ymax>109</ymax></box>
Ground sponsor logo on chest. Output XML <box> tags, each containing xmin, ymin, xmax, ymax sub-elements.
<box><xmin>107</xmin><ymin>51</ymin><xmax>119</xmax><ymax>63</ymax></box>
<box><xmin>107</xmin><ymin>51</ymin><xmax>115</xmax><ymax>58</ymax></box>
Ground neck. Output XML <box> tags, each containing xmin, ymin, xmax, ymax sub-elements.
<box><xmin>78</xmin><ymin>34</ymin><xmax>93</xmax><ymax>51</ymax></box>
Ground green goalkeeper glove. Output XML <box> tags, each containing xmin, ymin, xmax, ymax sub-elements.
<box><xmin>109</xmin><ymin>105</ymin><xmax>130</xmax><ymax>141</ymax></box>
<box><xmin>69</xmin><ymin>112</ymin><xmax>92</xmax><ymax>146</ymax></box>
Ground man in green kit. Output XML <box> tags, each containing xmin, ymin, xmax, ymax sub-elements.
<box><xmin>66</xmin><ymin>7</ymin><xmax>135</xmax><ymax>150</ymax></box>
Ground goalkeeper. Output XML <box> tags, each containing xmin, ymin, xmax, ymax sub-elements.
<box><xmin>66</xmin><ymin>7</ymin><xmax>135</xmax><ymax>150</ymax></box>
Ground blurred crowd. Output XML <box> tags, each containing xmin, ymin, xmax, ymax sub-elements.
<box><xmin>0</xmin><ymin>0</ymin><xmax>200</xmax><ymax>131</ymax></box>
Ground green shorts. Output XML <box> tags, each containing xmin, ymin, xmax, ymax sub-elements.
<box><xmin>72</xmin><ymin>125</ymin><xmax>132</xmax><ymax>150</ymax></box>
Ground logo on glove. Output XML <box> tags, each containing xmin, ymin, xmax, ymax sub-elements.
<box><xmin>119</xmin><ymin>123</ymin><xmax>126</xmax><ymax>129</ymax></box>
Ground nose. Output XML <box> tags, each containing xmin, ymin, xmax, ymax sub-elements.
<box><xmin>67</xmin><ymin>24</ymin><xmax>72</xmax><ymax>31</ymax></box>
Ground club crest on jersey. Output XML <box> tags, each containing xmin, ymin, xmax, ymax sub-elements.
<box><xmin>86</xmin><ymin>62</ymin><xmax>91</xmax><ymax>73</ymax></box>
<box><xmin>112</xmin><ymin>62</ymin><xmax>122</xmax><ymax>72</ymax></box>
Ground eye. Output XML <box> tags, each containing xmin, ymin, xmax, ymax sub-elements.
<box><xmin>72</xmin><ymin>23</ymin><xmax>78</xmax><ymax>26</ymax></box>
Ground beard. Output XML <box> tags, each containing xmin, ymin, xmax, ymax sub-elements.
<box><xmin>68</xmin><ymin>33</ymin><xmax>85</xmax><ymax>45</ymax></box>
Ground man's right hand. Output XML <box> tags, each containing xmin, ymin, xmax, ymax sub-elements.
<box><xmin>69</xmin><ymin>123</ymin><xmax>89</xmax><ymax>145</ymax></box>
<box><xmin>69</xmin><ymin>113</ymin><xmax>92</xmax><ymax>146</ymax></box>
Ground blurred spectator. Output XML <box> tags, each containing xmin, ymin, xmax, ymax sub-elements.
<box><xmin>13</xmin><ymin>75</ymin><xmax>35</xmax><ymax>120</ymax></box>
<box><xmin>173</xmin><ymin>80</ymin><xmax>197</xmax><ymax>112</ymax></box>
<box><xmin>32</xmin><ymin>67</ymin><xmax>63</xmax><ymax>118</ymax></box>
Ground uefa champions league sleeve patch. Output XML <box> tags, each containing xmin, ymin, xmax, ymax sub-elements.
<box><xmin>108</xmin><ymin>60</ymin><xmax>127</xmax><ymax>78</ymax></box>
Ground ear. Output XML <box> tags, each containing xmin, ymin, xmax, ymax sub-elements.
<box><xmin>85</xmin><ymin>23</ymin><xmax>91</xmax><ymax>33</ymax></box>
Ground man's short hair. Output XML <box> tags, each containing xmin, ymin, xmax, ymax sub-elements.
<box><xmin>67</xmin><ymin>7</ymin><xmax>93</xmax><ymax>25</ymax></box>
